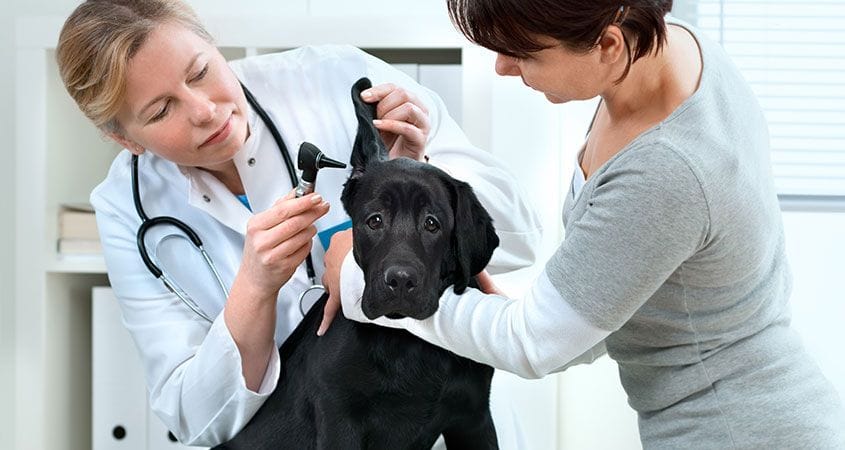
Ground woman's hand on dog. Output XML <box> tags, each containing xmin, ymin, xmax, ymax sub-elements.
<box><xmin>319</xmin><ymin>229</ymin><xmax>354</xmax><ymax>336</ymax></box>
<box><xmin>360</xmin><ymin>83</ymin><xmax>430</xmax><ymax>162</ymax></box>
<box><xmin>476</xmin><ymin>270</ymin><xmax>505</xmax><ymax>297</ymax></box>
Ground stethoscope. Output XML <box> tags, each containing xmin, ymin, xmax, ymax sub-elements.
<box><xmin>131</xmin><ymin>84</ymin><xmax>342</xmax><ymax>323</ymax></box>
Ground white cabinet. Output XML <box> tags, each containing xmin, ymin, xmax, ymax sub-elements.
<box><xmin>92</xmin><ymin>287</ymin><xmax>153</xmax><ymax>450</ymax></box>
<box><xmin>92</xmin><ymin>287</ymin><xmax>202</xmax><ymax>450</ymax></box>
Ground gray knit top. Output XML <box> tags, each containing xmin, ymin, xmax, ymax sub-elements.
<box><xmin>548</xmin><ymin>17</ymin><xmax>845</xmax><ymax>447</ymax></box>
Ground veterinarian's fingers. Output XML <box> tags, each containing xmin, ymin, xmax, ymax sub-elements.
<box><xmin>359</xmin><ymin>82</ymin><xmax>396</xmax><ymax>104</ymax></box>
<box><xmin>374</xmin><ymin>85</ymin><xmax>429</xmax><ymax>116</ymax></box>
<box><xmin>317</xmin><ymin>294</ymin><xmax>340</xmax><ymax>336</ymax></box>
<box><xmin>250</xmin><ymin>193</ymin><xmax>323</xmax><ymax>230</ymax></box>
<box><xmin>267</xmin><ymin>225</ymin><xmax>318</xmax><ymax>264</ymax></box>
<box><xmin>476</xmin><ymin>270</ymin><xmax>506</xmax><ymax>297</ymax></box>
<box><xmin>264</xmin><ymin>201</ymin><xmax>329</xmax><ymax>247</ymax></box>
<box><xmin>289</xmin><ymin>234</ymin><xmax>314</xmax><ymax>264</ymax></box>
<box><xmin>273</xmin><ymin>233</ymin><xmax>314</xmax><ymax>279</ymax></box>
<box><xmin>378</xmin><ymin>102</ymin><xmax>431</xmax><ymax>134</ymax></box>
<box><xmin>362</xmin><ymin>84</ymin><xmax>429</xmax><ymax>119</ymax></box>
<box><xmin>373</xmin><ymin>120</ymin><xmax>427</xmax><ymax>160</ymax></box>
<box><xmin>247</xmin><ymin>202</ymin><xmax>326</xmax><ymax>264</ymax></box>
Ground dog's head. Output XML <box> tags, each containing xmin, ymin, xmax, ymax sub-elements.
<box><xmin>341</xmin><ymin>78</ymin><xmax>499</xmax><ymax>320</ymax></box>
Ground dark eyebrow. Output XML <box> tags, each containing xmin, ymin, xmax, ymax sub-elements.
<box><xmin>136</xmin><ymin>52</ymin><xmax>204</xmax><ymax>120</ymax></box>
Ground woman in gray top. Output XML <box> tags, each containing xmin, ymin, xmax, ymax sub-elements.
<box><xmin>325</xmin><ymin>0</ymin><xmax>845</xmax><ymax>447</ymax></box>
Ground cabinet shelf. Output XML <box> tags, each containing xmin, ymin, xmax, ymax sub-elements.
<box><xmin>47</xmin><ymin>255</ymin><xmax>107</xmax><ymax>274</ymax></box>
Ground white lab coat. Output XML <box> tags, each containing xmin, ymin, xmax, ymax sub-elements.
<box><xmin>91</xmin><ymin>45</ymin><xmax>543</xmax><ymax>446</ymax></box>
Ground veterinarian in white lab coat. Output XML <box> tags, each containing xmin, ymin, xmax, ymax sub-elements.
<box><xmin>56</xmin><ymin>0</ymin><xmax>541</xmax><ymax>446</ymax></box>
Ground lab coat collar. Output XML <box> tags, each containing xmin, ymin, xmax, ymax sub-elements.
<box><xmin>180</xmin><ymin>105</ymin><xmax>260</xmax><ymax>235</ymax></box>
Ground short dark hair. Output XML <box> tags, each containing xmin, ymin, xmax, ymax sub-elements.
<box><xmin>446</xmin><ymin>0</ymin><xmax>673</xmax><ymax>82</ymax></box>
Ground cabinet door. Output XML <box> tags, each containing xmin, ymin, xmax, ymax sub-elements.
<box><xmin>92</xmin><ymin>287</ymin><xmax>147</xmax><ymax>450</ymax></box>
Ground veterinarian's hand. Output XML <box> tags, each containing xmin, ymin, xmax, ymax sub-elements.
<box><xmin>360</xmin><ymin>83</ymin><xmax>430</xmax><ymax>162</ymax></box>
<box><xmin>318</xmin><ymin>229</ymin><xmax>354</xmax><ymax>336</ymax></box>
<box><xmin>239</xmin><ymin>191</ymin><xmax>330</xmax><ymax>300</ymax></box>
<box><xmin>476</xmin><ymin>270</ymin><xmax>506</xmax><ymax>297</ymax></box>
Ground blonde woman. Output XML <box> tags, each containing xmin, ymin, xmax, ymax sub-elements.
<box><xmin>57</xmin><ymin>0</ymin><xmax>542</xmax><ymax>445</ymax></box>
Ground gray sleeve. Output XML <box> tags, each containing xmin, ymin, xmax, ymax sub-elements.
<box><xmin>546</xmin><ymin>143</ymin><xmax>710</xmax><ymax>331</ymax></box>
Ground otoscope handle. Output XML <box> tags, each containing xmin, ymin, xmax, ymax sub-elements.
<box><xmin>295</xmin><ymin>180</ymin><xmax>315</xmax><ymax>198</ymax></box>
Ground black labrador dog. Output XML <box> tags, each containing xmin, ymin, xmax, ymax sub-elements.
<box><xmin>215</xmin><ymin>78</ymin><xmax>499</xmax><ymax>450</ymax></box>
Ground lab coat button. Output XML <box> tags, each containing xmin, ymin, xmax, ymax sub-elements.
<box><xmin>248</xmin><ymin>158</ymin><xmax>256</xmax><ymax>166</ymax></box>
<box><xmin>203</xmin><ymin>195</ymin><xmax>211</xmax><ymax>203</ymax></box>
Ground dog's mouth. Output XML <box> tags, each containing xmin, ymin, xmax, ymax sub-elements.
<box><xmin>362</xmin><ymin>303</ymin><xmax>437</xmax><ymax>321</ymax></box>
<box><xmin>360</xmin><ymin>280</ymin><xmax>440</xmax><ymax>321</ymax></box>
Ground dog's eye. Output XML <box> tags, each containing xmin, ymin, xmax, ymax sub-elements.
<box><xmin>423</xmin><ymin>216</ymin><xmax>440</xmax><ymax>233</ymax></box>
<box><xmin>366</xmin><ymin>214</ymin><xmax>383</xmax><ymax>230</ymax></box>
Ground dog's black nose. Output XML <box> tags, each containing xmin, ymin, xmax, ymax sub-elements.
<box><xmin>384</xmin><ymin>266</ymin><xmax>418</xmax><ymax>294</ymax></box>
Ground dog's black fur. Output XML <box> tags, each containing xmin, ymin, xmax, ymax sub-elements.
<box><xmin>214</xmin><ymin>78</ymin><xmax>499</xmax><ymax>450</ymax></box>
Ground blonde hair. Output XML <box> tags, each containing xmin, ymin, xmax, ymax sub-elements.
<box><xmin>56</xmin><ymin>0</ymin><xmax>214</xmax><ymax>133</ymax></box>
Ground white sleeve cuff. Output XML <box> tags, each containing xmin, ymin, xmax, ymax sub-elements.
<box><xmin>163</xmin><ymin>312</ymin><xmax>276</xmax><ymax>446</ymax></box>
<box><xmin>256</xmin><ymin>346</ymin><xmax>281</xmax><ymax>395</ymax></box>
<box><xmin>339</xmin><ymin>250</ymin><xmax>366</xmax><ymax>321</ymax></box>
<box><xmin>214</xmin><ymin>311</ymin><xmax>280</xmax><ymax>397</ymax></box>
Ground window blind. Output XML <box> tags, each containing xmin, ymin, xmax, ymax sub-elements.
<box><xmin>691</xmin><ymin>0</ymin><xmax>845</xmax><ymax>197</ymax></box>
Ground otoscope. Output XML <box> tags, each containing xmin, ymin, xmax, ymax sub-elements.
<box><xmin>295</xmin><ymin>142</ymin><xmax>347</xmax><ymax>197</ymax></box>
<box><xmin>292</xmin><ymin>142</ymin><xmax>346</xmax><ymax>311</ymax></box>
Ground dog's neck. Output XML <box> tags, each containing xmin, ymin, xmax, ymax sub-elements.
<box><xmin>353</xmin><ymin>323</ymin><xmax>462</xmax><ymax>376</ymax></box>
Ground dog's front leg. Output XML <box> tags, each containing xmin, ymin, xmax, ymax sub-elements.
<box><xmin>442</xmin><ymin>412</ymin><xmax>499</xmax><ymax>450</ymax></box>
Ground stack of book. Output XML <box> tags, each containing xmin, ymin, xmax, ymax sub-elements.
<box><xmin>57</xmin><ymin>203</ymin><xmax>102</xmax><ymax>255</ymax></box>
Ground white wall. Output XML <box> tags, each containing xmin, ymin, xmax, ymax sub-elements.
<box><xmin>4</xmin><ymin>3</ymin><xmax>77</xmax><ymax>447</ymax></box>
<box><xmin>0</xmin><ymin>2</ymin><xmax>50</xmax><ymax>448</ymax></box>
<box><xmin>2</xmin><ymin>4</ymin><xmax>13</xmax><ymax>448</ymax></box>
<box><xmin>782</xmin><ymin>212</ymin><xmax>845</xmax><ymax>400</ymax></box>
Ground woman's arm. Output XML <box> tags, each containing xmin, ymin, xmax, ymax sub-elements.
<box><xmin>225</xmin><ymin>192</ymin><xmax>328</xmax><ymax>391</ymax></box>
<box><xmin>339</xmin><ymin>143</ymin><xmax>709</xmax><ymax>377</ymax></box>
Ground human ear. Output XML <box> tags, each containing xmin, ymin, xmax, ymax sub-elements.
<box><xmin>598</xmin><ymin>25</ymin><xmax>627</xmax><ymax>65</ymax></box>
<box><xmin>105</xmin><ymin>130</ymin><xmax>145</xmax><ymax>155</ymax></box>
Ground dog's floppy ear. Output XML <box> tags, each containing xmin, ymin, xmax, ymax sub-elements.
<box><xmin>343</xmin><ymin>77</ymin><xmax>390</xmax><ymax>212</ymax></box>
<box><xmin>449</xmin><ymin>178</ymin><xmax>500</xmax><ymax>294</ymax></box>
<box><xmin>349</xmin><ymin>77</ymin><xmax>388</xmax><ymax>178</ymax></box>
